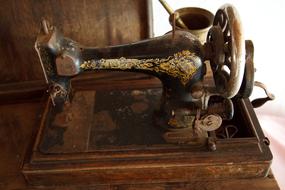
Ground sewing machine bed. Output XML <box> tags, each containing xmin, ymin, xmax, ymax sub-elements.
<box><xmin>23</xmin><ymin>75</ymin><xmax>272</xmax><ymax>186</ymax></box>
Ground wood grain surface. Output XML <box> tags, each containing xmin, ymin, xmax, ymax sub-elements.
<box><xmin>0</xmin><ymin>100</ymin><xmax>279</xmax><ymax>189</ymax></box>
<box><xmin>0</xmin><ymin>1</ymin><xmax>280</xmax><ymax>189</ymax></box>
<box><xmin>0</xmin><ymin>101</ymin><xmax>45</xmax><ymax>189</ymax></box>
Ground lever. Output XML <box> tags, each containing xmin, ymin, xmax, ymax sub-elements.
<box><xmin>251</xmin><ymin>81</ymin><xmax>275</xmax><ymax>108</ymax></box>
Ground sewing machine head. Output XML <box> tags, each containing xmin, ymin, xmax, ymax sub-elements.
<box><xmin>35</xmin><ymin>5</ymin><xmax>255</xmax><ymax>147</ymax></box>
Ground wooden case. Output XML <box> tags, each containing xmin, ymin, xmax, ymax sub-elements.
<box><xmin>22</xmin><ymin>72</ymin><xmax>272</xmax><ymax>186</ymax></box>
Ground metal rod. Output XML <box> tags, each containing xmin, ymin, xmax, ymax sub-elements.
<box><xmin>158</xmin><ymin>0</ymin><xmax>188</xmax><ymax>29</ymax></box>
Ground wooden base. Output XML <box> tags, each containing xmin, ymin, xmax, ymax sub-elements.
<box><xmin>22</xmin><ymin>85</ymin><xmax>272</xmax><ymax>186</ymax></box>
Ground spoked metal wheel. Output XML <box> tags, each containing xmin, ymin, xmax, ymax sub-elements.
<box><xmin>207</xmin><ymin>5</ymin><xmax>245</xmax><ymax>98</ymax></box>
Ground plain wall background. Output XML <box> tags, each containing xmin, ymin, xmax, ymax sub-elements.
<box><xmin>152</xmin><ymin>0</ymin><xmax>285</xmax><ymax>189</ymax></box>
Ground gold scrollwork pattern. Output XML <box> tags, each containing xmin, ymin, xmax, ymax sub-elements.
<box><xmin>80</xmin><ymin>50</ymin><xmax>200</xmax><ymax>85</ymax></box>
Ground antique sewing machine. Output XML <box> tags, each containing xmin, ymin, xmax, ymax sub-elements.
<box><xmin>35</xmin><ymin>4</ymin><xmax>258</xmax><ymax>146</ymax></box>
<box><xmin>23</xmin><ymin>4</ymin><xmax>274</xmax><ymax>186</ymax></box>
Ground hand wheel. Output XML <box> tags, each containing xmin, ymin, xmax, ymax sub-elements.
<box><xmin>236</xmin><ymin>40</ymin><xmax>255</xmax><ymax>98</ymax></box>
<box><xmin>206</xmin><ymin>5</ymin><xmax>245</xmax><ymax>98</ymax></box>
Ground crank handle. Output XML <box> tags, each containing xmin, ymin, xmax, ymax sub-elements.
<box><xmin>251</xmin><ymin>81</ymin><xmax>275</xmax><ymax>108</ymax></box>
